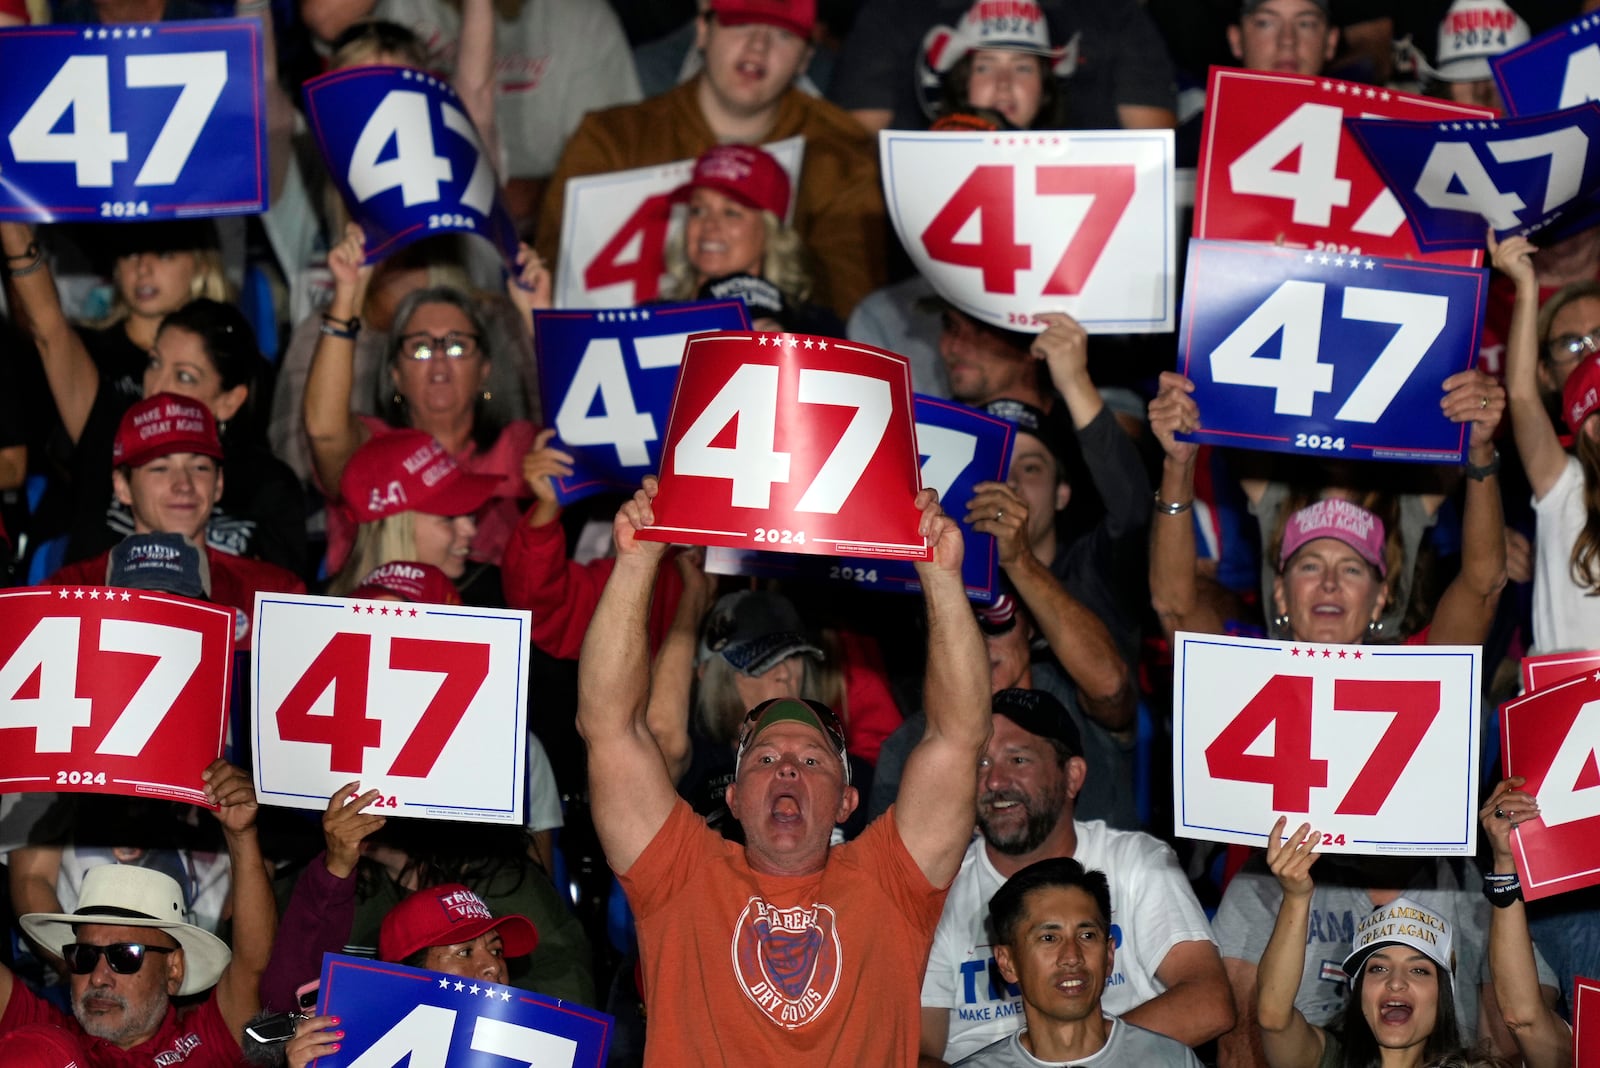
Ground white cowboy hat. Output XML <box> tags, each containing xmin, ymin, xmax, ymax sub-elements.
<box><xmin>21</xmin><ymin>865</ymin><xmax>231</xmax><ymax>996</ymax></box>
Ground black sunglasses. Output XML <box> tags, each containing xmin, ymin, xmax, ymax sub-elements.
<box><xmin>62</xmin><ymin>942</ymin><xmax>175</xmax><ymax>976</ymax></box>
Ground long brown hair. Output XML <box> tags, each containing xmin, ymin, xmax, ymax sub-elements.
<box><xmin>1571</xmin><ymin>429</ymin><xmax>1600</xmax><ymax>594</ymax></box>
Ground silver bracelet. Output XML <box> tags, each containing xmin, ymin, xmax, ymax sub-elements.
<box><xmin>1153</xmin><ymin>491</ymin><xmax>1192</xmax><ymax>516</ymax></box>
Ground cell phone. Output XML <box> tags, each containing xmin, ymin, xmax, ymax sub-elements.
<box><xmin>244</xmin><ymin>1012</ymin><xmax>303</xmax><ymax>1045</ymax></box>
<box><xmin>296</xmin><ymin>979</ymin><xmax>321</xmax><ymax>1014</ymax></box>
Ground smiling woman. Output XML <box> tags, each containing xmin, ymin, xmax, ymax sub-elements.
<box><xmin>1255</xmin><ymin>819</ymin><xmax>1462</xmax><ymax>1068</ymax></box>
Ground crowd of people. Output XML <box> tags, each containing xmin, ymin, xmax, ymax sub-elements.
<box><xmin>0</xmin><ymin>0</ymin><xmax>1597</xmax><ymax>1065</ymax></box>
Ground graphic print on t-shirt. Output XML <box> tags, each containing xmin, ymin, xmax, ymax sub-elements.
<box><xmin>732</xmin><ymin>896</ymin><xmax>842</xmax><ymax>1029</ymax></box>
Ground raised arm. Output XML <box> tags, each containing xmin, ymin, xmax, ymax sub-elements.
<box><xmin>894</xmin><ymin>491</ymin><xmax>992</xmax><ymax>885</ymax></box>
<box><xmin>205</xmin><ymin>759</ymin><xmax>276</xmax><ymax>1046</ymax></box>
<box><xmin>644</xmin><ymin>548</ymin><xmax>716</xmax><ymax>785</ymax></box>
<box><xmin>1148</xmin><ymin>372</ymin><xmax>1225</xmax><ymax>639</ymax></box>
<box><xmin>1033</xmin><ymin>312</ymin><xmax>1152</xmax><ymax>537</ymax></box>
<box><xmin>1493</xmin><ymin>233</ymin><xmax>1569</xmax><ymax>498</ymax></box>
<box><xmin>575</xmin><ymin>478</ymin><xmax>682</xmax><ymax>874</ymax></box>
<box><xmin>453</xmin><ymin>0</ymin><xmax>502</xmax><ymax>183</ymax></box>
<box><xmin>1256</xmin><ymin>818</ymin><xmax>1326</xmax><ymax>1068</ymax></box>
<box><xmin>303</xmin><ymin>224</ymin><xmax>374</xmax><ymax>494</ymax></box>
<box><xmin>966</xmin><ymin>484</ymin><xmax>1132</xmax><ymax>733</ymax></box>
<box><xmin>1480</xmin><ymin>779</ymin><xmax>1572</xmax><ymax>1068</ymax></box>
<box><xmin>1</xmin><ymin>221</ymin><xmax>101</xmax><ymax>442</ymax></box>
<box><xmin>1430</xmin><ymin>369</ymin><xmax>1508</xmax><ymax>646</ymax></box>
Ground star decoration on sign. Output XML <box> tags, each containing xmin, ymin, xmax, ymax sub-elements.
<box><xmin>121</xmin><ymin>591</ymin><xmax>131</xmax><ymax>601</ymax></box>
<box><xmin>1335</xmin><ymin>82</ymin><xmax>1348</xmax><ymax>94</ymax></box>
<box><xmin>1364</xmin><ymin>259</ymin><xmax>1376</xmax><ymax>269</ymax></box>
<box><xmin>1353</xmin><ymin>650</ymin><xmax>1362</xmax><ymax>659</ymax></box>
<box><xmin>1319</xmin><ymin>254</ymin><xmax>1331</xmax><ymax>265</ymax></box>
<box><xmin>379</xmin><ymin>606</ymin><xmax>390</xmax><ymax>616</ymax></box>
<box><xmin>756</xmin><ymin>335</ymin><xmax>769</xmax><ymax>346</ymax></box>
<box><xmin>1290</xmin><ymin>647</ymin><xmax>1301</xmax><ymax>656</ymax></box>
<box><xmin>409</xmin><ymin>608</ymin><xmax>418</xmax><ymax>617</ymax></box>
<box><xmin>1593</xmin><ymin>670</ymin><xmax>1600</xmax><ymax>682</ymax></box>
<box><xmin>817</xmin><ymin>339</ymin><xmax>828</xmax><ymax>350</ymax></box>
<box><xmin>58</xmin><ymin>589</ymin><xmax>70</xmax><ymax>599</ymax></box>
<box><xmin>74</xmin><ymin>589</ymin><xmax>85</xmax><ymax>599</ymax></box>
<box><xmin>453</xmin><ymin>981</ymin><xmax>465</xmax><ymax>992</ymax></box>
<box><xmin>365</xmin><ymin>605</ymin><xmax>376</xmax><ymax>614</ymax></box>
<box><xmin>802</xmin><ymin>338</ymin><xmax>814</xmax><ymax>349</ymax></box>
<box><xmin>1322</xmin><ymin>648</ymin><xmax>1333</xmax><ymax>658</ymax></box>
<box><xmin>438</xmin><ymin>978</ymin><xmax>451</xmax><ymax>989</ymax></box>
<box><xmin>469</xmin><ymin>984</ymin><xmax>481</xmax><ymax>995</ymax></box>
<box><xmin>1337</xmin><ymin>649</ymin><xmax>1348</xmax><ymax>659</ymax></box>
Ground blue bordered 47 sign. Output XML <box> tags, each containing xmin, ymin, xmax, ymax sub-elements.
<box><xmin>312</xmin><ymin>953</ymin><xmax>612</xmax><ymax>1067</ymax></box>
<box><xmin>304</xmin><ymin>64</ymin><xmax>518</xmax><ymax>263</ymax></box>
<box><xmin>533</xmin><ymin>300</ymin><xmax>751</xmax><ymax>505</ymax></box>
<box><xmin>1178</xmin><ymin>239</ymin><xmax>1485</xmax><ymax>463</ymax></box>
<box><xmin>0</xmin><ymin>20</ymin><xmax>267</xmax><ymax>221</ymax></box>
<box><xmin>251</xmin><ymin>593</ymin><xmax>530</xmax><ymax>825</ymax></box>
<box><xmin>1173</xmin><ymin>633</ymin><xmax>1482</xmax><ymax>856</ymax></box>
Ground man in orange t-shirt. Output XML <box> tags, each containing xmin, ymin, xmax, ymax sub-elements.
<box><xmin>577</xmin><ymin>479</ymin><xmax>991</xmax><ymax>1064</ymax></box>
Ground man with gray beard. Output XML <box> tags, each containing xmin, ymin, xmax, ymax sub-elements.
<box><xmin>918</xmin><ymin>689</ymin><xmax>1233</xmax><ymax>1065</ymax></box>
<box><xmin>0</xmin><ymin>761</ymin><xmax>273</xmax><ymax>1065</ymax></box>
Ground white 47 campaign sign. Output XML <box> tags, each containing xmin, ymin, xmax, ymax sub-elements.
<box><xmin>555</xmin><ymin>137</ymin><xmax>804</xmax><ymax>309</ymax></box>
<box><xmin>881</xmin><ymin>128</ymin><xmax>1175</xmax><ymax>334</ymax></box>
<box><xmin>1173</xmin><ymin>633</ymin><xmax>1482</xmax><ymax>855</ymax></box>
<box><xmin>251</xmin><ymin>593</ymin><xmax>530</xmax><ymax>825</ymax></box>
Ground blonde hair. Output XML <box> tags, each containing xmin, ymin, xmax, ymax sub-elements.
<box><xmin>694</xmin><ymin>628</ymin><xmax>846</xmax><ymax>747</ymax></box>
<box><xmin>327</xmin><ymin>512</ymin><xmax>417</xmax><ymax>595</ymax></box>
<box><xmin>662</xmin><ymin>211</ymin><xmax>814</xmax><ymax>306</ymax></box>
<box><xmin>99</xmin><ymin>248</ymin><xmax>232</xmax><ymax>328</ymax></box>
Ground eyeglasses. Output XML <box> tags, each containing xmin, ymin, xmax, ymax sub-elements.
<box><xmin>398</xmin><ymin>332</ymin><xmax>480</xmax><ymax>362</ymax></box>
<box><xmin>62</xmin><ymin>942</ymin><xmax>175</xmax><ymax>975</ymax></box>
<box><xmin>1548</xmin><ymin>332</ymin><xmax>1600</xmax><ymax>366</ymax></box>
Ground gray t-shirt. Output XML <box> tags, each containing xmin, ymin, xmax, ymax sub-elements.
<box><xmin>953</xmin><ymin>1018</ymin><xmax>1202</xmax><ymax>1067</ymax></box>
<box><xmin>1212</xmin><ymin>856</ymin><xmax>1557</xmax><ymax>1041</ymax></box>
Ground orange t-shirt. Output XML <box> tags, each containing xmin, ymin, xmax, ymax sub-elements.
<box><xmin>619</xmin><ymin>799</ymin><xmax>948</xmax><ymax>1065</ymax></box>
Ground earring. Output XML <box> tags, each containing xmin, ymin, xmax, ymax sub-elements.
<box><xmin>1271</xmin><ymin>613</ymin><xmax>1290</xmax><ymax>630</ymax></box>
<box><xmin>392</xmin><ymin>392</ymin><xmax>404</xmax><ymax>407</ymax></box>
<box><xmin>482</xmin><ymin>390</ymin><xmax>493</xmax><ymax>402</ymax></box>
<box><xmin>1366</xmin><ymin>620</ymin><xmax>1384</xmax><ymax>636</ymax></box>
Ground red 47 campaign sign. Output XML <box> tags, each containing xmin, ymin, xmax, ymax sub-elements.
<box><xmin>251</xmin><ymin>593</ymin><xmax>531</xmax><ymax>825</ymax></box>
<box><xmin>0</xmin><ymin>587</ymin><xmax>233</xmax><ymax>806</ymax></box>
<box><xmin>1195</xmin><ymin>67</ymin><xmax>1491</xmax><ymax>265</ymax></box>
<box><xmin>1501</xmin><ymin>669</ymin><xmax>1600</xmax><ymax>899</ymax></box>
<box><xmin>882</xmin><ymin>128</ymin><xmax>1175</xmax><ymax>334</ymax></box>
<box><xmin>1520</xmin><ymin>648</ymin><xmax>1600</xmax><ymax>693</ymax></box>
<box><xmin>1174</xmin><ymin>633</ymin><xmax>1482</xmax><ymax>855</ymax></box>
<box><xmin>1577</xmin><ymin>977</ymin><xmax>1600</xmax><ymax>1067</ymax></box>
<box><xmin>638</xmin><ymin>332</ymin><xmax>928</xmax><ymax>560</ymax></box>
<box><xmin>554</xmin><ymin>137</ymin><xmax>804</xmax><ymax>309</ymax></box>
